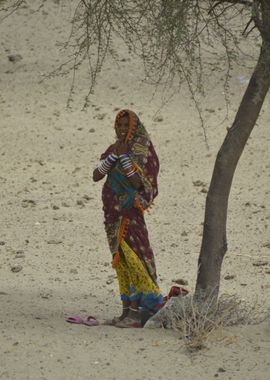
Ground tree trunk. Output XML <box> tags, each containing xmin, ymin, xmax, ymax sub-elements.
<box><xmin>195</xmin><ymin>4</ymin><xmax>270</xmax><ymax>302</ymax></box>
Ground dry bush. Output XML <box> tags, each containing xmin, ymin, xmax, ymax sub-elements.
<box><xmin>145</xmin><ymin>293</ymin><xmax>269</xmax><ymax>351</ymax></box>
<box><xmin>172</xmin><ymin>294</ymin><xmax>268</xmax><ymax>350</ymax></box>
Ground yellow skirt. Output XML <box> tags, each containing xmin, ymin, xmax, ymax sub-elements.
<box><xmin>115</xmin><ymin>240</ymin><xmax>163</xmax><ymax>310</ymax></box>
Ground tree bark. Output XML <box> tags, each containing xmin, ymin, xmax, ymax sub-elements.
<box><xmin>195</xmin><ymin>2</ymin><xmax>270</xmax><ymax>302</ymax></box>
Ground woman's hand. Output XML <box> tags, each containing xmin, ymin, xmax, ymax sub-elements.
<box><xmin>114</xmin><ymin>141</ymin><xmax>128</xmax><ymax>156</ymax></box>
<box><xmin>108</xmin><ymin>142</ymin><xmax>118</xmax><ymax>156</ymax></box>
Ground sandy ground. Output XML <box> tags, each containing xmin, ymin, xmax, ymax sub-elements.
<box><xmin>0</xmin><ymin>1</ymin><xmax>270</xmax><ymax>379</ymax></box>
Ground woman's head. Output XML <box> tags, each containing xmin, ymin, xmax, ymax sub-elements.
<box><xmin>114</xmin><ymin>109</ymin><xmax>138</xmax><ymax>143</ymax></box>
<box><xmin>115</xmin><ymin>111</ymin><xmax>129</xmax><ymax>142</ymax></box>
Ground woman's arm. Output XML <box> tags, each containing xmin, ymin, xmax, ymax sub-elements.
<box><xmin>117</xmin><ymin>143</ymin><xmax>143</xmax><ymax>190</ymax></box>
<box><xmin>126</xmin><ymin>172</ymin><xmax>143</xmax><ymax>190</ymax></box>
<box><xmin>92</xmin><ymin>147</ymin><xmax>118</xmax><ymax>182</ymax></box>
<box><xmin>93</xmin><ymin>168</ymin><xmax>105</xmax><ymax>182</ymax></box>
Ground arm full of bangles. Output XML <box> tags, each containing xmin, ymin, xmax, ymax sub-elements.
<box><xmin>92</xmin><ymin>151</ymin><xmax>118</xmax><ymax>182</ymax></box>
<box><xmin>113</xmin><ymin>142</ymin><xmax>142</xmax><ymax>190</ymax></box>
<box><xmin>92</xmin><ymin>142</ymin><xmax>142</xmax><ymax>189</ymax></box>
<box><xmin>118</xmin><ymin>153</ymin><xmax>142</xmax><ymax>190</ymax></box>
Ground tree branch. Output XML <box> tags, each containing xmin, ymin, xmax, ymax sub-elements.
<box><xmin>209</xmin><ymin>0</ymin><xmax>252</xmax><ymax>15</ymax></box>
<box><xmin>0</xmin><ymin>0</ymin><xmax>25</xmax><ymax>22</ymax></box>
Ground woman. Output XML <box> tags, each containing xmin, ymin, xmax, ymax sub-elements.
<box><xmin>93</xmin><ymin>109</ymin><xmax>162</xmax><ymax>328</ymax></box>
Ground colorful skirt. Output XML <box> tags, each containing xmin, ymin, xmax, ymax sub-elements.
<box><xmin>105</xmin><ymin>212</ymin><xmax>162</xmax><ymax>311</ymax></box>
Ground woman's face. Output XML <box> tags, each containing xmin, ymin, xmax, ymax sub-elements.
<box><xmin>116</xmin><ymin>115</ymin><xmax>129</xmax><ymax>142</ymax></box>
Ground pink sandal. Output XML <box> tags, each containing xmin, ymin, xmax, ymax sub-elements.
<box><xmin>66</xmin><ymin>315</ymin><xmax>99</xmax><ymax>326</ymax></box>
<box><xmin>83</xmin><ymin>316</ymin><xmax>99</xmax><ymax>326</ymax></box>
<box><xmin>66</xmin><ymin>315</ymin><xmax>84</xmax><ymax>324</ymax></box>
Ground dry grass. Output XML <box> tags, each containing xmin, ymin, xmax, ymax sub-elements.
<box><xmin>149</xmin><ymin>293</ymin><xmax>269</xmax><ymax>351</ymax></box>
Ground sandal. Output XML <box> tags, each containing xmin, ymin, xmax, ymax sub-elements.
<box><xmin>66</xmin><ymin>315</ymin><xmax>99</xmax><ymax>326</ymax></box>
<box><xmin>66</xmin><ymin>315</ymin><xmax>84</xmax><ymax>324</ymax></box>
<box><xmin>83</xmin><ymin>316</ymin><xmax>99</xmax><ymax>326</ymax></box>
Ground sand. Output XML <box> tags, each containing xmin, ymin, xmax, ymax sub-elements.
<box><xmin>0</xmin><ymin>1</ymin><xmax>270</xmax><ymax>379</ymax></box>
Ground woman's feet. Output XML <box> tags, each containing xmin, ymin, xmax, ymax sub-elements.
<box><xmin>103</xmin><ymin>305</ymin><xmax>130</xmax><ymax>325</ymax></box>
<box><xmin>114</xmin><ymin>307</ymin><xmax>142</xmax><ymax>328</ymax></box>
<box><xmin>104</xmin><ymin>301</ymin><xmax>142</xmax><ymax>328</ymax></box>
<box><xmin>114</xmin><ymin>317</ymin><xmax>141</xmax><ymax>328</ymax></box>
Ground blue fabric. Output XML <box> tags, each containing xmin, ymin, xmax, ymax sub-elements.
<box><xmin>120</xmin><ymin>291</ymin><xmax>163</xmax><ymax>311</ymax></box>
<box><xmin>107</xmin><ymin>169</ymin><xmax>137</xmax><ymax>209</ymax></box>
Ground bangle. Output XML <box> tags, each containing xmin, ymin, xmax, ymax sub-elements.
<box><xmin>119</xmin><ymin>154</ymin><xmax>136</xmax><ymax>177</ymax></box>
<box><xmin>97</xmin><ymin>153</ymin><xmax>118</xmax><ymax>175</ymax></box>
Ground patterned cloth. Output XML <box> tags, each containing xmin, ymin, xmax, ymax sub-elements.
<box><xmin>100</xmin><ymin>110</ymin><xmax>162</xmax><ymax>310</ymax></box>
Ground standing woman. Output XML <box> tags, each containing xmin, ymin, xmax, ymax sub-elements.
<box><xmin>93</xmin><ymin>109</ymin><xmax>162</xmax><ymax>328</ymax></box>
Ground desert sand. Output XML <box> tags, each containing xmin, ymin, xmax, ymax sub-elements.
<box><xmin>0</xmin><ymin>1</ymin><xmax>270</xmax><ymax>379</ymax></box>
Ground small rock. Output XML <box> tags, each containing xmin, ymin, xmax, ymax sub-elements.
<box><xmin>70</xmin><ymin>268</ymin><xmax>78</xmax><ymax>274</ymax></box>
<box><xmin>0</xmin><ymin>241</ymin><xmax>6</xmax><ymax>246</ymax></box>
<box><xmin>153</xmin><ymin>116</ymin><xmax>163</xmax><ymax>122</ymax></box>
<box><xmin>52</xmin><ymin>205</ymin><xmax>60</xmax><ymax>210</ymax></box>
<box><xmin>106</xmin><ymin>275</ymin><xmax>116</xmax><ymax>285</ymax></box>
<box><xmin>224</xmin><ymin>274</ymin><xmax>235</xmax><ymax>280</ymax></box>
<box><xmin>76</xmin><ymin>200</ymin><xmax>85</xmax><ymax>207</ymax></box>
<box><xmin>72</xmin><ymin>167</ymin><xmax>81</xmax><ymax>174</ymax></box>
<box><xmin>201</xmin><ymin>187</ymin><xmax>208</xmax><ymax>194</ymax></box>
<box><xmin>22</xmin><ymin>199</ymin><xmax>36</xmax><ymax>208</ymax></box>
<box><xmin>83</xmin><ymin>195</ymin><xmax>92</xmax><ymax>201</ymax></box>
<box><xmin>253</xmin><ymin>260</ymin><xmax>268</xmax><ymax>267</ymax></box>
<box><xmin>47</xmin><ymin>239</ymin><xmax>63</xmax><ymax>245</ymax></box>
<box><xmin>172</xmin><ymin>278</ymin><xmax>188</xmax><ymax>286</ymax></box>
<box><xmin>181</xmin><ymin>231</ymin><xmax>188</xmax><ymax>237</ymax></box>
<box><xmin>40</xmin><ymin>292</ymin><xmax>51</xmax><ymax>299</ymax></box>
<box><xmin>8</xmin><ymin>54</ymin><xmax>23</xmax><ymax>63</ymax></box>
<box><xmin>265</xmin><ymin>269</ymin><xmax>270</xmax><ymax>274</ymax></box>
<box><xmin>193</xmin><ymin>180</ymin><xmax>206</xmax><ymax>187</ymax></box>
<box><xmin>89</xmin><ymin>128</ymin><xmax>95</xmax><ymax>133</ymax></box>
<box><xmin>262</xmin><ymin>242</ymin><xmax>270</xmax><ymax>249</ymax></box>
<box><xmin>61</xmin><ymin>202</ymin><xmax>70</xmax><ymax>207</ymax></box>
<box><xmin>96</xmin><ymin>113</ymin><xmax>106</xmax><ymax>120</ymax></box>
<box><xmin>15</xmin><ymin>250</ymin><xmax>25</xmax><ymax>258</ymax></box>
<box><xmin>11</xmin><ymin>265</ymin><xmax>22</xmax><ymax>273</ymax></box>
<box><xmin>217</xmin><ymin>367</ymin><xmax>226</xmax><ymax>373</ymax></box>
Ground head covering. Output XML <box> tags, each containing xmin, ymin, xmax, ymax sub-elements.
<box><xmin>114</xmin><ymin>109</ymin><xmax>139</xmax><ymax>144</ymax></box>
<box><xmin>114</xmin><ymin>109</ymin><xmax>152</xmax><ymax>172</ymax></box>
<box><xmin>105</xmin><ymin>110</ymin><xmax>159</xmax><ymax>213</ymax></box>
